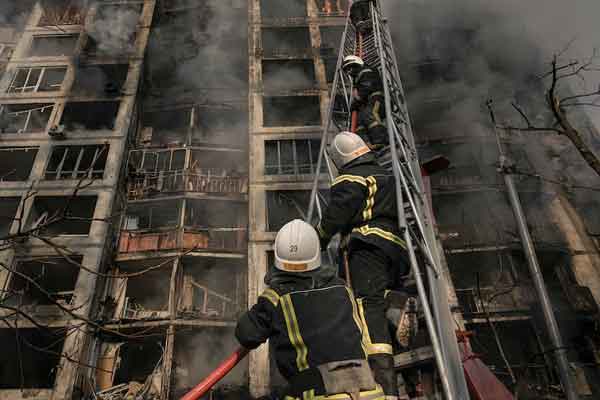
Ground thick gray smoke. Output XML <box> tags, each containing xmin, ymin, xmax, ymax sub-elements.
<box><xmin>88</xmin><ymin>4</ymin><xmax>141</xmax><ymax>55</ymax></box>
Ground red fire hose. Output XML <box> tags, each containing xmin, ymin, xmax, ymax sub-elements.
<box><xmin>180</xmin><ymin>347</ymin><xmax>250</xmax><ymax>400</ymax></box>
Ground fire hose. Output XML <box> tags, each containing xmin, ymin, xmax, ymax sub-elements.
<box><xmin>179</xmin><ymin>347</ymin><xmax>250</xmax><ymax>400</ymax></box>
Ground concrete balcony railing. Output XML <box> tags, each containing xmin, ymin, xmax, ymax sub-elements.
<box><xmin>127</xmin><ymin>169</ymin><xmax>248</xmax><ymax>200</ymax></box>
<box><xmin>118</xmin><ymin>227</ymin><xmax>247</xmax><ymax>254</ymax></box>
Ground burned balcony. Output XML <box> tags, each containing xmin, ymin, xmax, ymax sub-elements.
<box><xmin>141</xmin><ymin>107</ymin><xmax>192</xmax><ymax>146</ymax></box>
<box><xmin>7</xmin><ymin>66</ymin><xmax>67</xmax><ymax>93</ymax></box>
<box><xmin>4</xmin><ymin>256</ymin><xmax>81</xmax><ymax>310</ymax></box>
<box><xmin>38</xmin><ymin>0</ymin><xmax>87</xmax><ymax>26</ymax></box>
<box><xmin>179</xmin><ymin>258</ymin><xmax>245</xmax><ymax>320</ymax></box>
<box><xmin>0</xmin><ymin>197</ymin><xmax>21</xmax><ymax>237</ymax></box>
<box><xmin>0</xmin><ymin>103</ymin><xmax>53</xmax><ymax>134</ymax></box>
<box><xmin>0</xmin><ymin>147</ymin><xmax>38</xmax><ymax>181</ymax></box>
<box><xmin>27</xmin><ymin>195</ymin><xmax>98</xmax><ymax>236</ymax></box>
<box><xmin>127</xmin><ymin>147</ymin><xmax>248</xmax><ymax>199</ymax></box>
<box><xmin>316</xmin><ymin>0</ymin><xmax>350</xmax><ymax>16</ymax></box>
<box><xmin>0</xmin><ymin>328</ymin><xmax>64</xmax><ymax>389</ymax></box>
<box><xmin>262</xmin><ymin>59</ymin><xmax>317</xmax><ymax>94</ymax></box>
<box><xmin>119</xmin><ymin>199</ymin><xmax>247</xmax><ymax>255</ymax></box>
<box><xmin>45</xmin><ymin>144</ymin><xmax>109</xmax><ymax>180</ymax></box>
<box><xmin>60</xmin><ymin>101</ymin><xmax>120</xmax><ymax>131</ymax></box>
<box><xmin>263</xmin><ymin>96</ymin><xmax>321</xmax><ymax>127</ymax></box>
<box><xmin>107</xmin><ymin>260</ymin><xmax>174</xmax><ymax>321</ymax></box>
<box><xmin>261</xmin><ymin>27</ymin><xmax>312</xmax><ymax>58</ymax></box>
<box><xmin>28</xmin><ymin>34</ymin><xmax>79</xmax><ymax>57</ymax></box>
<box><xmin>72</xmin><ymin>64</ymin><xmax>128</xmax><ymax>97</ymax></box>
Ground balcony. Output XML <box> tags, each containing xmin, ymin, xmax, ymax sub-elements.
<box><xmin>118</xmin><ymin>227</ymin><xmax>247</xmax><ymax>255</ymax></box>
<box><xmin>128</xmin><ymin>169</ymin><xmax>248</xmax><ymax>200</ymax></box>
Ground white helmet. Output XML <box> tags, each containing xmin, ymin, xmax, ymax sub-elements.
<box><xmin>274</xmin><ymin>219</ymin><xmax>321</xmax><ymax>273</ymax></box>
<box><xmin>328</xmin><ymin>131</ymin><xmax>371</xmax><ymax>169</ymax></box>
<box><xmin>342</xmin><ymin>55</ymin><xmax>364</xmax><ymax>74</ymax></box>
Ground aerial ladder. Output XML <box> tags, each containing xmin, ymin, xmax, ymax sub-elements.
<box><xmin>180</xmin><ymin>2</ymin><xmax>516</xmax><ymax>399</ymax></box>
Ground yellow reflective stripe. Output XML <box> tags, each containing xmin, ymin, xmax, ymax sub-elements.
<box><xmin>285</xmin><ymin>387</ymin><xmax>384</xmax><ymax>400</ymax></box>
<box><xmin>281</xmin><ymin>294</ymin><xmax>309</xmax><ymax>371</ymax></box>
<box><xmin>369</xmin><ymin>91</ymin><xmax>384</xmax><ymax>98</ymax></box>
<box><xmin>352</xmin><ymin>225</ymin><xmax>406</xmax><ymax>249</ymax></box>
<box><xmin>332</xmin><ymin>174</ymin><xmax>367</xmax><ymax>187</ymax></box>
<box><xmin>303</xmin><ymin>389</ymin><xmax>316</xmax><ymax>400</ymax></box>
<box><xmin>368</xmin><ymin>120</ymin><xmax>385</xmax><ymax>128</ymax></box>
<box><xmin>357</xmin><ymin>298</ymin><xmax>393</xmax><ymax>356</ymax></box>
<box><xmin>372</xmin><ymin>100</ymin><xmax>382</xmax><ymax>124</ymax></box>
<box><xmin>260</xmin><ymin>288</ymin><xmax>280</xmax><ymax>306</ymax></box>
<box><xmin>362</xmin><ymin>176</ymin><xmax>377</xmax><ymax>221</ymax></box>
<box><xmin>345</xmin><ymin>287</ymin><xmax>368</xmax><ymax>358</ymax></box>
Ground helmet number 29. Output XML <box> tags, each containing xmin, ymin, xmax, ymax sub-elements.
<box><xmin>289</xmin><ymin>244</ymin><xmax>298</xmax><ymax>253</ymax></box>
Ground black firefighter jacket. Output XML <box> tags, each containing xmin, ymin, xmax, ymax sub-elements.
<box><xmin>316</xmin><ymin>153</ymin><xmax>406</xmax><ymax>258</ymax></box>
<box><xmin>235</xmin><ymin>272</ymin><xmax>366</xmax><ymax>389</ymax></box>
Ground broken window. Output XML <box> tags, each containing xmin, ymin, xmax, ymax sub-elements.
<box><xmin>323</xmin><ymin>56</ymin><xmax>338</xmax><ymax>83</ymax></box>
<box><xmin>0</xmin><ymin>328</ymin><xmax>64</xmax><ymax>389</ymax></box>
<box><xmin>180</xmin><ymin>259</ymin><xmax>245</xmax><ymax>319</ymax></box>
<box><xmin>85</xmin><ymin>4</ymin><xmax>142</xmax><ymax>56</ymax></box>
<box><xmin>72</xmin><ymin>64</ymin><xmax>128</xmax><ymax>96</ymax></box>
<box><xmin>60</xmin><ymin>101</ymin><xmax>120</xmax><ymax>130</ymax></box>
<box><xmin>266</xmin><ymin>190</ymin><xmax>327</xmax><ymax>231</ymax></box>
<box><xmin>319</xmin><ymin>26</ymin><xmax>344</xmax><ymax>51</ymax></box>
<box><xmin>263</xmin><ymin>96</ymin><xmax>321</xmax><ymax>127</ymax></box>
<box><xmin>260</xmin><ymin>0</ymin><xmax>307</xmax><ymax>18</ymax></box>
<box><xmin>262</xmin><ymin>60</ymin><xmax>316</xmax><ymax>92</ymax></box>
<box><xmin>114</xmin><ymin>336</ymin><xmax>165</xmax><ymax>386</ymax></box>
<box><xmin>265</xmin><ymin>138</ymin><xmax>322</xmax><ymax>175</ymax></box>
<box><xmin>124</xmin><ymin>200</ymin><xmax>182</xmax><ymax>231</ymax></box>
<box><xmin>28</xmin><ymin>34</ymin><xmax>79</xmax><ymax>57</ymax></box>
<box><xmin>7</xmin><ymin>66</ymin><xmax>67</xmax><ymax>93</ymax></box>
<box><xmin>45</xmin><ymin>144</ymin><xmax>109</xmax><ymax>180</ymax></box>
<box><xmin>261</xmin><ymin>27</ymin><xmax>311</xmax><ymax>57</ymax></box>
<box><xmin>0</xmin><ymin>147</ymin><xmax>38</xmax><ymax>181</ymax></box>
<box><xmin>195</xmin><ymin>106</ymin><xmax>248</xmax><ymax>145</ymax></box>
<box><xmin>185</xmin><ymin>200</ymin><xmax>247</xmax><ymax>251</ymax></box>
<box><xmin>0</xmin><ymin>103</ymin><xmax>53</xmax><ymax>134</ymax></box>
<box><xmin>0</xmin><ymin>197</ymin><xmax>20</xmax><ymax>237</ymax></box>
<box><xmin>5</xmin><ymin>256</ymin><xmax>81</xmax><ymax>307</ymax></box>
<box><xmin>129</xmin><ymin>148</ymin><xmax>186</xmax><ymax>174</ymax></box>
<box><xmin>121</xmin><ymin>263</ymin><xmax>171</xmax><ymax>317</ymax></box>
<box><xmin>143</xmin><ymin>107</ymin><xmax>192</xmax><ymax>146</ymax></box>
<box><xmin>27</xmin><ymin>195</ymin><xmax>97</xmax><ymax>235</ymax></box>
<box><xmin>38</xmin><ymin>0</ymin><xmax>87</xmax><ymax>26</ymax></box>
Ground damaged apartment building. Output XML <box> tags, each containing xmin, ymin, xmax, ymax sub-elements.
<box><xmin>0</xmin><ymin>0</ymin><xmax>600</xmax><ymax>399</ymax></box>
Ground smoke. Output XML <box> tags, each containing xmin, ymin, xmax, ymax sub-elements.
<box><xmin>87</xmin><ymin>4</ymin><xmax>141</xmax><ymax>55</ymax></box>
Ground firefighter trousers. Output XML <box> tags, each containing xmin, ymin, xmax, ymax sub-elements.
<box><xmin>356</xmin><ymin>97</ymin><xmax>388</xmax><ymax>148</ymax></box>
<box><xmin>345</xmin><ymin>241</ymin><xmax>398</xmax><ymax>397</ymax></box>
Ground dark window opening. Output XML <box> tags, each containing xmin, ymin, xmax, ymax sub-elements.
<box><xmin>5</xmin><ymin>256</ymin><xmax>81</xmax><ymax>307</ymax></box>
<box><xmin>319</xmin><ymin>26</ymin><xmax>344</xmax><ymax>50</ymax></box>
<box><xmin>185</xmin><ymin>200</ymin><xmax>246</xmax><ymax>229</ymax></box>
<box><xmin>143</xmin><ymin>108</ymin><xmax>191</xmax><ymax>146</ymax></box>
<box><xmin>316</xmin><ymin>0</ymin><xmax>349</xmax><ymax>15</ymax></box>
<box><xmin>8</xmin><ymin>66</ymin><xmax>67</xmax><ymax>93</ymax></box>
<box><xmin>114</xmin><ymin>336</ymin><xmax>164</xmax><ymax>385</ymax></box>
<box><xmin>0</xmin><ymin>103</ymin><xmax>53</xmax><ymax>134</ymax></box>
<box><xmin>28</xmin><ymin>35</ymin><xmax>78</xmax><ymax>57</ymax></box>
<box><xmin>72</xmin><ymin>64</ymin><xmax>128</xmax><ymax>96</ymax></box>
<box><xmin>261</xmin><ymin>27</ymin><xmax>311</xmax><ymax>57</ymax></box>
<box><xmin>124</xmin><ymin>200</ymin><xmax>181</xmax><ymax>231</ymax></box>
<box><xmin>180</xmin><ymin>259</ymin><xmax>245</xmax><ymax>319</ymax></box>
<box><xmin>263</xmin><ymin>96</ymin><xmax>321</xmax><ymax>127</ymax></box>
<box><xmin>129</xmin><ymin>148</ymin><xmax>186</xmax><ymax>174</ymax></box>
<box><xmin>39</xmin><ymin>0</ymin><xmax>87</xmax><ymax>26</ymax></box>
<box><xmin>0</xmin><ymin>197</ymin><xmax>21</xmax><ymax>237</ymax></box>
<box><xmin>0</xmin><ymin>328</ymin><xmax>64</xmax><ymax>389</ymax></box>
<box><xmin>262</xmin><ymin>60</ymin><xmax>316</xmax><ymax>92</ymax></box>
<box><xmin>60</xmin><ymin>101</ymin><xmax>120</xmax><ymax>130</ymax></box>
<box><xmin>27</xmin><ymin>195</ymin><xmax>97</xmax><ymax>235</ymax></box>
<box><xmin>260</xmin><ymin>0</ymin><xmax>307</xmax><ymax>19</ymax></box>
<box><xmin>122</xmin><ymin>264</ymin><xmax>171</xmax><ymax>314</ymax></box>
<box><xmin>0</xmin><ymin>147</ymin><xmax>38</xmax><ymax>181</ymax></box>
<box><xmin>194</xmin><ymin>107</ymin><xmax>248</xmax><ymax>145</ymax></box>
<box><xmin>265</xmin><ymin>138</ymin><xmax>323</xmax><ymax>175</ymax></box>
<box><xmin>46</xmin><ymin>144</ymin><xmax>109</xmax><ymax>180</ymax></box>
<box><xmin>266</xmin><ymin>190</ymin><xmax>327</xmax><ymax>231</ymax></box>
<box><xmin>85</xmin><ymin>4</ymin><xmax>142</xmax><ymax>56</ymax></box>
<box><xmin>323</xmin><ymin>57</ymin><xmax>338</xmax><ymax>83</ymax></box>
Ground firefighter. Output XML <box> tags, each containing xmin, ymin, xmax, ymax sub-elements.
<box><xmin>235</xmin><ymin>219</ymin><xmax>384</xmax><ymax>400</ymax></box>
<box><xmin>350</xmin><ymin>0</ymin><xmax>377</xmax><ymax>33</ymax></box>
<box><xmin>315</xmin><ymin>132</ymin><xmax>409</xmax><ymax>400</ymax></box>
<box><xmin>342</xmin><ymin>55</ymin><xmax>388</xmax><ymax>150</ymax></box>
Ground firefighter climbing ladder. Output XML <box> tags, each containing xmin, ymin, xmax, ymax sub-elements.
<box><xmin>306</xmin><ymin>2</ymin><xmax>471</xmax><ymax>399</ymax></box>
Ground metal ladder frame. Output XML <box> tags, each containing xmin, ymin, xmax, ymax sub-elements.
<box><xmin>306</xmin><ymin>2</ymin><xmax>470</xmax><ymax>399</ymax></box>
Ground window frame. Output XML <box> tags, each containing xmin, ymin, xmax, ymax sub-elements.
<box><xmin>8</xmin><ymin>66</ymin><xmax>67</xmax><ymax>94</ymax></box>
<box><xmin>264</xmin><ymin>138</ymin><xmax>321</xmax><ymax>176</ymax></box>
<box><xmin>0</xmin><ymin>104</ymin><xmax>53</xmax><ymax>134</ymax></box>
<box><xmin>45</xmin><ymin>145</ymin><xmax>109</xmax><ymax>180</ymax></box>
